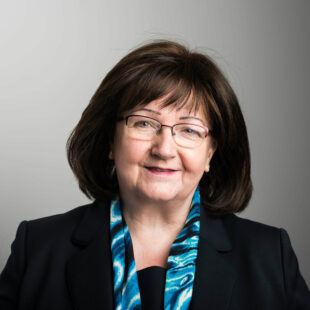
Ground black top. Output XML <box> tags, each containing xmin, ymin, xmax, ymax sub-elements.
<box><xmin>137</xmin><ymin>266</ymin><xmax>167</xmax><ymax>310</ymax></box>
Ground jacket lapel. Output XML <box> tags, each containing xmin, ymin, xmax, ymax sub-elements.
<box><xmin>191</xmin><ymin>206</ymin><xmax>236</xmax><ymax>310</ymax></box>
<box><xmin>66</xmin><ymin>200</ymin><xmax>114</xmax><ymax>310</ymax></box>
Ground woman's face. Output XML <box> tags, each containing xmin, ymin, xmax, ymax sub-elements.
<box><xmin>110</xmin><ymin>98</ymin><xmax>217</xmax><ymax>205</ymax></box>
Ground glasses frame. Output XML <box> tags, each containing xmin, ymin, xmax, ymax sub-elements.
<box><xmin>118</xmin><ymin>114</ymin><xmax>212</xmax><ymax>147</ymax></box>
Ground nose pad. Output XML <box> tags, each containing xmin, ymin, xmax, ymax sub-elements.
<box><xmin>151</xmin><ymin>126</ymin><xmax>177</xmax><ymax>159</ymax></box>
<box><xmin>156</xmin><ymin>124</ymin><xmax>175</xmax><ymax>137</ymax></box>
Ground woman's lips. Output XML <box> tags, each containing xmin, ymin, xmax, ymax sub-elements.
<box><xmin>145</xmin><ymin>166</ymin><xmax>178</xmax><ymax>175</ymax></box>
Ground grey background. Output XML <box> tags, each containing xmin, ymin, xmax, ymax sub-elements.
<box><xmin>0</xmin><ymin>0</ymin><xmax>309</xmax><ymax>286</ymax></box>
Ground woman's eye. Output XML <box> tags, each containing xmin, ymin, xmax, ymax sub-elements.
<box><xmin>183</xmin><ymin>128</ymin><xmax>201</xmax><ymax>137</ymax></box>
<box><xmin>134</xmin><ymin>121</ymin><xmax>151</xmax><ymax>128</ymax></box>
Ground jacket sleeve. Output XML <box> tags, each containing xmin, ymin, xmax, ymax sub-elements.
<box><xmin>0</xmin><ymin>221</ymin><xmax>28</xmax><ymax>310</ymax></box>
<box><xmin>280</xmin><ymin>228</ymin><xmax>310</xmax><ymax>309</ymax></box>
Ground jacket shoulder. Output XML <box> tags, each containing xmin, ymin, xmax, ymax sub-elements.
<box><xmin>226</xmin><ymin>213</ymin><xmax>281</xmax><ymax>233</ymax></box>
<box><xmin>223</xmin><ymin>213</ymin><xmax>282</xmax><ymax>249</ymax></box>
<box><xmin>28</xmin><ymin>202</ymin><xmax>93</xmax><ymax>227</ymax></box>
<box><xmin>25</xmin><ymin>202</ymin><xmax>96</xmax><ymax>247</ymax></box>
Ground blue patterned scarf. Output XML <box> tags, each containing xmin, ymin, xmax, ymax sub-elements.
<box><xmin>110</xmin><ymin>188</ymin><xmax>200</xmax><ymax>310</ymax></box>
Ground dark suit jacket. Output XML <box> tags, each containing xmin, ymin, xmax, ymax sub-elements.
<box><xmin>0</xmin><ymin>200</ymin><xmax>309</xmax><ymax>310</ymax></box>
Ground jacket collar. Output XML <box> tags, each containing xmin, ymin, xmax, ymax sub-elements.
<box><xmin>190</xmin><ymin>205</ymin><xmax>236</xmax><ymax>309</ymax></box>
<box><xmin>67</xmin><ymin>200</ymin><xmax>236</xmax><ymax>310</ymax></box>
<box><xmin>199</xmin><ymin>203</ymin><xmax>232</xmax><ymax>252</ymax></box>
<box><xmin>71</xmin><ymin>200</ymin><xmax>110</xmax><ymax>246</ymax></box>
<box><xmin>67</xmin><ymin>200</ymin><xmax>114</xmax><ymax>310</ymax></box>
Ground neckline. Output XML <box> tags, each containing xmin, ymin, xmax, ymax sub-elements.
<box><xmin>137</xmin><ymin>266</ymin><xmax>167</xmax><ymax>273</ymax></box>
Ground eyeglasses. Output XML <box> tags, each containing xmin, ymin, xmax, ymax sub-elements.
<box><xmin>120</xmin><ymin>114</ymin><xmax>211</xmax><ymax>148</ymax></box>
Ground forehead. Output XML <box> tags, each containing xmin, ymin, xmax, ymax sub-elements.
<box><xmin>133</xmin><ymin>97</ymin><xmax>208</xmax><ymax>119</ymax></box>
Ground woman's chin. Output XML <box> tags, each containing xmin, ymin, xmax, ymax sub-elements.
<box><xmin>138</xmin><ymin>186</ymin><xmax>180</xmax><ymax>203</ymax></box>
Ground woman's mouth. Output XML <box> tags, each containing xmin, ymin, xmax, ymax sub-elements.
<box><xmin>145</xmin><ymin>166</ymin><xmax>178</xmax><ymax>175</ymax></box>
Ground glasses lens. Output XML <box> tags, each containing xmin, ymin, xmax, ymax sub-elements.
<box><xmin>126</xmin><ymin>115</ymin><xmax>160</xmax><ymax>140</ymax></box>
<box><xmin>174</xmin><ymin>124</ymin><xmax>206</xmax><ymax>148</ymax></box>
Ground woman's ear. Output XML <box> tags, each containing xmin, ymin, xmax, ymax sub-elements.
<box><xmin>108</xmin><ymin>150</ymin><xmax>114</xmax><ymax>160</ymax></box>
<box><xmin>204</xmin><ymin>139</ymin><xmax>217</xmax><ymax>173</ymax></box>
<box><xmin>109</xmin><ymin>136</ymin><xmax>115</xmax><ymax>160</ymax></box>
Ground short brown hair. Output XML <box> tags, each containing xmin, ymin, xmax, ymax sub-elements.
<box><xmin>66</xmin><ymin>40</ymin><xmax>252</xmax><ymax>216</ymax></box>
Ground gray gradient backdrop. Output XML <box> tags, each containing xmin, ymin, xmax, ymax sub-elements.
<box><xmin>1</xmin><ymin>0</ymin><xmax>309</xmax><ymax>285</ymax></box>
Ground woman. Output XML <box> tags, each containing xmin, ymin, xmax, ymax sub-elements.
<box><xmin>0</xmin><ymin>40</ymin><xmax>309</xmax><ymax>310</ymax></box>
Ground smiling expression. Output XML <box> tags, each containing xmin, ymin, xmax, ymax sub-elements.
<box><xmin>110</xmin><ymin>98</ymin><xmax>217</xmax><ymax>205</ymax></box>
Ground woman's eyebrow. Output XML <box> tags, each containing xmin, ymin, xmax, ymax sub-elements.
<box><xmin>133</xmin><ymin>108</ymin><xmax>161</xmax><ymax>115</ymax></box>
<box><xmin>133</xmin><ymin>108</ymin><xmax>206</xmax><ymax>125</ymax></box>
<box><xmin>179</xmin><ymin>115</ymin><xmax>206</xmax><ymax>125</ymax></box>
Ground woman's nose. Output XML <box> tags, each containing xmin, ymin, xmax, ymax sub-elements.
<box><xmin>150</xmin><ymin>126</ymin><xmax>177</xmax><ymax>159</ymax></box>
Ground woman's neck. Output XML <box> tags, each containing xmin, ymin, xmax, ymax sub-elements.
<box><xmin>121</xmin><ymin>192</ymin><xmax>194</xmax><ymax>241</ymax></box>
